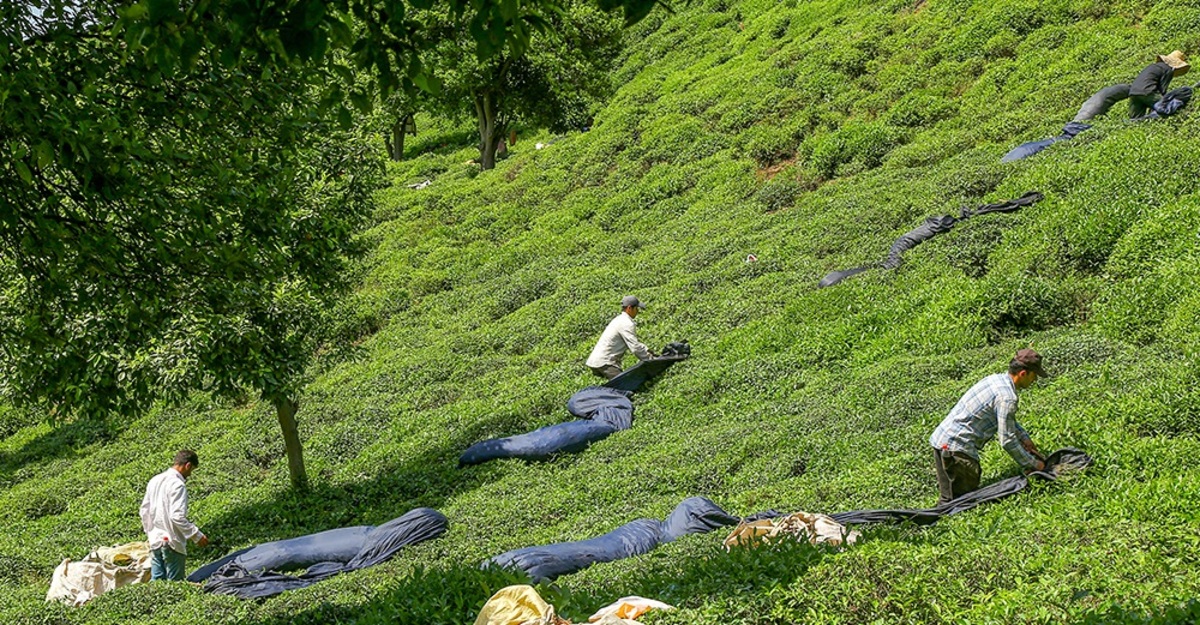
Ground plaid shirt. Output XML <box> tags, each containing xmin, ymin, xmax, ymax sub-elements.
<box><xmin>930</xmin><ymin>373</ymin><xmax>1038</xmax><ymax>471</ymax></box>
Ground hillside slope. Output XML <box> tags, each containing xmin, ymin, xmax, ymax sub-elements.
<box><xmin>4</xmin><ymin>0</ymin><xmax>1200</xmax><ymax>623</ymax></box>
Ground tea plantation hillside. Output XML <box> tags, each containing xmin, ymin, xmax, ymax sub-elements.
<box><xmin>5</xmin><ymin>0</ymin><xmax>1200</xmax><ymax>623</ymax></box>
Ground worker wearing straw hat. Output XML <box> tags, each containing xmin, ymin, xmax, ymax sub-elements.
<box><xmin>1129</xmin><ymin>50</ymin><xmax>1190</xmax><ymax>118</ymax></box>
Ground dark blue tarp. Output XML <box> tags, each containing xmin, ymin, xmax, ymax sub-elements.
<box><xmin>1001</xmin><ymin>122</ymin><xmax>1092</xmax><ymax>163</ymax></box>
<box><xmin>193</xmin><ymin>508</ymin><xmax>449</xmax><ymax>599</ymax></box>
<box><xmin>828</xmin><ymin>448</ymin><xmax>1091</xmax><ymax>525</ymax></box>
<box><xmin>189</xmin><ymin>526</ymin><xmax>370</xmax><ymax>581</ymax></box>
<box><xmin>819</xmin><ymin>193</ymin><xmax>1043</xmax><ymax>288</ymax></box>
<box><xmin>459</xmin><ymin>387</ymin><xmax>634</xmax><ymax>466</ymax></box>
<box><xmin>481</xmin><ymin>449</ymin><xmax>1090</xmax><ymax>583</ymax></box>
<box><xmin>483</xmin><ymin>497</ymin><xmax>740</xmax><ymax>582</ymax></box>
<box><xmin>603</xmin><ymin>355</ymin><xmax>688</xmax><ymax>392</ymax></box>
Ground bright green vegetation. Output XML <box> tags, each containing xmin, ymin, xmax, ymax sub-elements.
<box><xmin>4</xmin><ymin>0</ymin><xmax>1200</xmax><ymax>622</ymax></box>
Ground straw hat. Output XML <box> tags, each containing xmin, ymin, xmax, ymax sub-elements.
<box><xmin>1156</xmin><ymin>50</ymin><xmax>1190</xmax><ymax>75</ymax></box>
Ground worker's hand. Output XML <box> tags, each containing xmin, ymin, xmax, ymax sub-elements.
<box><xmin>197</xmin><ymin>534</ymin><xmax>210</xmax><ymax>548</ymax></box>
<box><xmin>1022</xmin><ymin>439</ymin><xmax>1042</xmax><ymax>458</ymax></box>
<box><xmin>1029</xmin><ymin>459</ymin><xmax>1045</xmax><ymax>473</ymax></box>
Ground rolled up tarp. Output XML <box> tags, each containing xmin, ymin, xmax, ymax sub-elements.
<box><xmin>459</xmin><ymin>387</ymin><xmax>634</xmax><ymax>466</ymax></box>
<box><xmin>196</xmin><ymin>508</ymin><xmax>449</xmax><ymax>599</ymax></box>
<box><xmin>483</xmin><ymin>496</ymin><xmax>741</xmax><ymax>582</ymax></box>
<box><xmin>1073</xmin><ymin>84</ymin><xmax>1131</xmax><ymax>121</ymax></box>
<box><xmin>1133</xmin><ymin>85</ymin><xmax>1195</xmax><ymax>121</ymax></box>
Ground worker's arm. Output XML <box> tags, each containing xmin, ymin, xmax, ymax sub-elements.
<box><xmin>997</xmin><ymin>400</ymin><xmax>1043</xmax><ymax>472</ymax></box>
<box><xmin>1018</xmin><ymin>426</ymin><xmax>1043</xmax><ymax>460</ymax></box>
<box><xmin>617</xmin><ymin>322</ymin><xmax>652</xmax><ymax>361</ymax></box>
<box><xmin>168</xmin><ymin>480</ymin><xmax>206</xmax><ymax>545</ymax></box>
<box><xmin>139</xmin><ymin>485</ymin><xmax>153</xmax><ymax>535</ymax></box>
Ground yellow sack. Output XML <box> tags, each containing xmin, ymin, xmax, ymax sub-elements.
<box><xmin>474</xmin><ymin>585</ymin><xmax>570</xmax><ymax>625</ymax></box>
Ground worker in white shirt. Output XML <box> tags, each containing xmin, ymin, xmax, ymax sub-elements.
<box><xmin>586</xmin><ymin>295</ymin><xmax>654</xmax><ymax>380</ymax></box>
<box><xmin>140</xmin><ymin>450</ymin><xmax>209</xmax><ymax>581</ymax></box>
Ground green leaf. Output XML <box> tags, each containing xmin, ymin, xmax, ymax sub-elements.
<box><xmin>303</xmin><ymin>0</ymin><xmax>327</xmax><ymax>29</ymax></box>
<box><xmin>329</xmin><ymin>15</ymin><xmax>354</xmax><ymax>44</ymax></box>
<box><xmin>500</xmin><ymin>0</ymin><xmax>520</xmax><ymax>21</ymax></box>
<box><xmin>412</xmin><ymin>71</ymin><xmax>442</xmax><ymax>96</ymax></box>
<box><xmin>349</xmin><ymin>90</ymin><xmax>371</xmax><ymax>112</ymax></box>
<box><xmin>147</xmin><ymin>0</ymin><xmax>182</xmax><ymax>22</ymax></box>
<box><xmin>34</xmin><ymin>142</ymin><xmax>53</xmax><ymax>169</ymax></box>
<box><xmin>121</xmin><ymin>2</ymin><xmax>149</xmax><ymax>20</ymax></box>
<box><xmin>15</xmin><ymin>161</ymin><xmax>32</xmax><ymax>184</ymax></box>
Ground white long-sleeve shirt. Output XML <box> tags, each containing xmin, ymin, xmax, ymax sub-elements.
<box><xmin>140</xmin><ymin>468</ymin><xmax>203</xmax><ymax>554</ymax></box>
<box><xmin>586</xmin><ymin>312</ymin><xmax>651</xmax><ymax>368</ymax></box>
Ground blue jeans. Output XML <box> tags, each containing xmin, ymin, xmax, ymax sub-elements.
<box><xmin>150</xmin><ymin>547</ymin><xmax>187</xmax><ymax>581</ymax></box>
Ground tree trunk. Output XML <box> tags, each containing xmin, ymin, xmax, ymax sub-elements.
<box><xmin>387</xmin><ymin>120</ymin><xmax>406</xmax><ymax>161</ymax></box>
<box><xmin>274</xmin><ymin>396</ymin><xmax>308</xmax><ymax>490</ymax></box>
<box><xmin>476</xmin><ymin>92</ymin><xmax>501</xmax><ymax>170</ymax></box>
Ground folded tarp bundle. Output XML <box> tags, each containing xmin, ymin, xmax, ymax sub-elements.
<box><xmin>1133</xmin><ymin>86</ymin><xmax>1195</xmax><ymax>121</ymax></box>
<box><xmin>819</xmin><ymin>192</ymin><xmax>1044</xmax><ymax>288</ymax></box>
<box><xmin>459</xmin><ymin>387</ymin><xmax>635</xmax><ymax>466</ymax></box>
<box><xmin>192</xmin><ymin>508</ymin><xmax>448</xmax><ymax>599</ymax></box>
<box><xmin>483</xmin><ymin>496</ymin><xmax>741</xmax><ymax>582</ymax></box>
<box><xmin>1000</xmin><ymin>122</ymin><xmax>1093</xmax><ymax>163</ymax></box>
<box><xmin>827</xmin><ymin>448</ymin><xmax>1091</xmax><ymax>526</ymax></box>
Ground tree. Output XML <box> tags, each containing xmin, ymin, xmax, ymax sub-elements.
<box><xmin>0</xmin><ymin>0</ymin><xmax>664</xmax><ymax>489</ymax></box>
<box><xmin>424</xmin><ymin>1</ymin><xmax>624</xmax><ymax>169</ymax></box>
<box><xmin>0</xmin><ymin>5</ymin><xmax>383</xmax><ymax>489</ymax></box>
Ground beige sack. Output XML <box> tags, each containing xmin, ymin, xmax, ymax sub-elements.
<box><xmin>723</xmin><ymin>512</ymin><xmax>860</xmax><ymax>550</ymax></box>
<box><xmin>46</xmin><ymin>542</ymin><xmax>152</xmax><ymax>606</ymax></box>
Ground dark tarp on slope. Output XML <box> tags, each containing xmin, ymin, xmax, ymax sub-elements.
<box><xmin>196</xmin><ymin>508</ymin><xmax>449</xmax><ymax>599</ymax></box>
<box><xmin>459</xmin><ymin>387</ymin><xmax>634</xmax><ymax>466</ymax></box>
<box><xmin>828</xmin><ymin>448</ymin><xmax>1091</xmax><ymax>526</ymax></box>
<box><xmin>603</xmin><ymin>354</ymin><xmax>689</xmax><ymax>392</ymax></box>
<box><xmin>1133</xmin><ymin>86</ymin><xmax>1195</xmax><ymax>121</ymax></box>
<box><xmin>482</xmin><ymin>449</ymin><xmax>1089</xmax><ymax>583</ymax></box>
<box><xmin>1074</xmin><ymin>84</ymin><xmax>1131</xmax><ymax>122</ymax></box>
<box><xmin>483</xmin><ymin>497</ymin><xmax>740</xmax><ymax>582</ymax></box>
<box><xmin>819</xmin><ymin>192</ymin><xmax>1044</xmax><ymax>288</ymax></box>
<box><xmin>1000</xmin><ymin>122</ymin><xmax>1093</xmax><ymax>163</ymax></box>
<box><xmin>189</xmin><ymin>526</ymin><xmax>370</xmax><ymax>581</ymax></box>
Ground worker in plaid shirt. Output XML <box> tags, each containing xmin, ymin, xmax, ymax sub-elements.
<box><xmin>929</xmin><ymin>349</ymin><xmax>1048</xmax><ymax>504</ymax></box>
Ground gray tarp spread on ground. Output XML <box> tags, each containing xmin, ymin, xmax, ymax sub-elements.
<box><xmin>819</xmin><ymin>192</ymin><xmax>1044</xmax><ymax>288</ymax></box>
<box><xmin>193</xmin><ymin>508</ymin><xmax>448</xmax><ymax>599</ymax></box>
<box><xmin>483</xmin><ymin>497</ymin><xmax>741</xmax><ymax>582</ymax></box>
<box><xmin>1074</xmin><ymin>84</ymin><xmax>1131</xmax><ymax>121</ymax></box>
<box><xmin>1000</xmin><ymin>122</ymin><xmax>1093</xmax><ymax>163</ymax></box>
<box><xmin>827</xmin><ymin>448</ymin><xmax>1091</xmax><ymax>525</ymax></box>
<box><xmin>485</xmin><ymin>449</ymin><xmax>1090</xmax><ymax>582</ymax></box>
<box><xmin>458</xmin><ymin>387</ymin><xmax>634</xmax><ymax>466</ymax></box>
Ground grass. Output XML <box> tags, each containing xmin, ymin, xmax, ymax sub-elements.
<box><xmin>3</xmin><ymin>0</ymin><xmax>1200</xmax><ymax>623</ymax></box>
